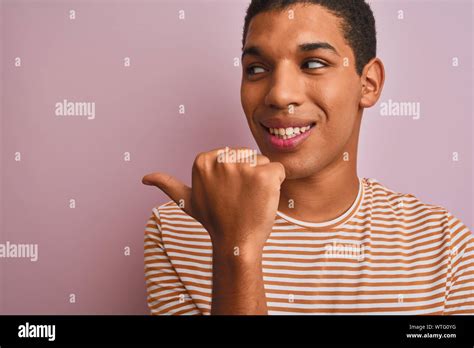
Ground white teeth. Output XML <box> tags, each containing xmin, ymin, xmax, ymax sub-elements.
<box><xmin>268</xmin><ymin>125</ymin><xmax>314</xmax><ymax>139</ymax></box>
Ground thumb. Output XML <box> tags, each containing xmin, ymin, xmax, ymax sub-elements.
<box><xmin>142</xmin><ymin>172</ymin><xmax>193</xmax><ymax>216</ymax></box>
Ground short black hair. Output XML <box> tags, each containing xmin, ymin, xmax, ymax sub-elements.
<box><xmin>242</xmin><ymin>0</ymin><xmax>377</xmax><ymax>75</ymax></box>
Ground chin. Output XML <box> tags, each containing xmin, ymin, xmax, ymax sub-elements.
<box><xmin>284</xmin><ymin>166</ymin><xmax>318</xmax><ymax>180</ymax></box>
<box><xmin>272</xmin><ymin>157</ymin><xmax>319</xmax><ymax>180</ymax></box>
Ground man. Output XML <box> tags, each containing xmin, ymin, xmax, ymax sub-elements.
<box><xmin>142</xmin><ymin>0</ymin><xmax>473</xmax><ymax>315</ymax></box>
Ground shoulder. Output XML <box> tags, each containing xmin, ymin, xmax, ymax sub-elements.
<box><xmin>362</xmin><ymin>178</ymin><xmax>472</xmax><ymax>240</ymax></box>
<box><xmin>150</xmin><ymin>200</ymin><xmax>199</xmax><ymax>227</ymax></box>
<box><xmin>150</xmin><ymin>200</ymin><xmax>179</xmax><ymax>219</ymax></box>
<box><xmin>364</xmin><ymin>177</ymin><xmax>450</xmax><ymax>215</ymax></box>
<box><xmin>364</xmin><ymin>177</ymin><xmax>446</xmax><ymax>213</ymax></box>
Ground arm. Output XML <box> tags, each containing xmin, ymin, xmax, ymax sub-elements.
<box><xmin>144</xmin><ymin>208</ymin><xmax>201</xmax><ymax>315</ymax></box>
<box><xmin>142</xmin><ymin>149</ymin><xmax>285</xmax><ymax>315</ymax></box>
<box><xmin>211</xmin><ymin>245</ymin><xmax>267</xmax><ymax>315</ymax></box>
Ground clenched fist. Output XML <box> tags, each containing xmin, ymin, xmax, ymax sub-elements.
<box><xmin>142</xmin><ymin>147</ymin><xmax>286</xmax><ymax>253</ymax></box>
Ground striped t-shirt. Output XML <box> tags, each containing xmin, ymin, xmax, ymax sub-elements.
<box><xmin>144</xmin><ymin>177</ymin><xmax>474</xmax><ymax>315</ymax></box>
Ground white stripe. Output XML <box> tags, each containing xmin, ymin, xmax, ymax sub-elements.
<box><xmin>162</xmin><ymin>224</ymin><xmax>207</xmax><ymax>233</ymax></box>
<box><xmin>262</xmin><ymin>264</ymin><xmax>446</xmax><ymax>276</ymax></box>
<box><xmin>144</xmin><ymin>254</ymin><xmax>169</xmax><ymax>261</ymax></box>
<box><xmin>160</xmin><ymin>217</ymin><xmax>202</xmax><ymax>226</ymax></box>
<box><xmin>163</xmin><ymin>303</ymin><xmax>198</xmax><ymax>315</ymax></box>
<box><xmin>262</xmin><ymin>276</ymin><xmax>446</xmax><ymax>292</ymax></box>
<box><xmin>262</xmin><ymin>273</ymin><xmax>447</xmax><ymax>285</ymax></box>
<box><xmin>168</xmin><ymin>251</ymin><xmax>211</xmax><ymax>262</ymax></box>
<box><xmin>163</xmin><ymin>236</ymin><xmax>212</xmax><ymax>247</ymax></box>
<box><xmin>159</xmin><ymin>213</ymin><xmax>198</xmax><ymax>221</ymax></box>
<box><xmin>161</xmin><ymin>230</ymin><xmax>210</xmax><ymax>240</ymax></box>
<box><xmin>268</xmin><ymin>306</ymin><xmax>442</xmax><ymax>315</ymax></box>
<box><xmin>145</xmin><ymin>226</ymin><xmax>160</xmax><ymax>233</ymax></box>
<box><xmin>163</xmin><ymin>243</ymin><xmax>212</xmax><ymax>254</ymax></box>
<box><xmin>264</xmin><ymin>288</ymin><xmax>445</xmax><ymax>300</ymax></box>
<box><xmin>266</xmin><ymin>296</ymin><xmax>443</xmax><ymax>309</ymax></box>
<box><xmin>261</xmin><ymin>253</ymin><xmax>448</xmax><ymax>268</ymax></box>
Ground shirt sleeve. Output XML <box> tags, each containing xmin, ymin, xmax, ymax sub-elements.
<box><xmin>144</xmin><ymin>207</ymin><xmax>201</xmax><ymax>315</ymax></box>
<box><xmin>444</xmin><ymin>214</ymin><xmax>474</xmax><ymax>314</ymax></box>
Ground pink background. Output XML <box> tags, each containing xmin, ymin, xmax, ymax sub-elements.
<box><xmin>0</xmin><ymin>0</ymin><xmax>472</xmax><ymax>314</ymax></box>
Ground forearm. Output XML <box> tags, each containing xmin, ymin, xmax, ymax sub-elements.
<box><xmin>211</xmin><ymin>246</ymin><xmax>267</xmax><ymax>315</ymax></box>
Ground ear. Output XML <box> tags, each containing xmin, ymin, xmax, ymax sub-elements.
<box><xmin>359</xmin><ymin>58</ymin><xmax>385</xmax><ymax>108</ymax></box>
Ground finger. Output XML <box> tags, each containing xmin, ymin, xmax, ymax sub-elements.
<box><xmin>255</xmin><ymin>154</ymin><xmax>270</xmax><ymax>166</ymax></box>
<box><xmin>215</xmin><ymin>147</ymin><xmax>267</xmax><ymax>166</ymax></box>
<box><xmin>142</xmin><ymin>172</ymin><xmax>193</xmax><ymax>215</ymax></box>
<box><xmin>208</xmin><ymin>147</ymin><xmax>252</xmax><ymax>159</ymax></box>
<box><xmin>232</xmin><ymin>152</ymin><xmax>269</xmax><ymax>166</ymax></box>
<box><xmin>247</xmin><ymin>154</ymin><xmax>270</xmax><ymax>166</ymax></box>
<box><xmin>261</xmin><ymin>162</ymin><xmax>286</xmax><ymax>184</ymax></box>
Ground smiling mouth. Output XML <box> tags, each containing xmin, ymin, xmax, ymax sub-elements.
<box><xmin>262</xmin><ymin>123</ymin><xmax>317</xmax><ymax>140</ymax></box>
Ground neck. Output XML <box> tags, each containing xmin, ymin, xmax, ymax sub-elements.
<box><xmin>278</xmin><ymin>164</ymin><xmax>359</xmax><ymax>223</ymax></box>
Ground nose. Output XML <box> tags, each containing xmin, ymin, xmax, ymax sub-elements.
<box><xmin>264</xmin><ymin>61</ymin><xmax>305</xmax><ymax>111</ymax></box>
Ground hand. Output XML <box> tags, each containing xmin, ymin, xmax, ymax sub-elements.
<box><xmin>142</xmin><ymin>147</ymin><xmax>286</xmax><ymax>254</ymax></box>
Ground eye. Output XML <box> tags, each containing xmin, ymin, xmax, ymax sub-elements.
<box><xmin>246</xmin><ymin>66</ymin><xmax>266</xmax><ymax>76</ymax></box>
<box><xmin>302</xmin><ymin>59</ymin><xmax>327</xmax><ymax>70</ymax></box>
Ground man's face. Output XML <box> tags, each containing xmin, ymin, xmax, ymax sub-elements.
<box><xmin>241</xmin><ymin>4</ymin><xmax>364</xmax><ymax>180</ymax></box>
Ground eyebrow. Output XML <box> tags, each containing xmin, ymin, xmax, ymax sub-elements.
<box><xmin>241</xmin><ymin>41</ymin><xmax>339</xmax><ymax>61</ymax></box>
